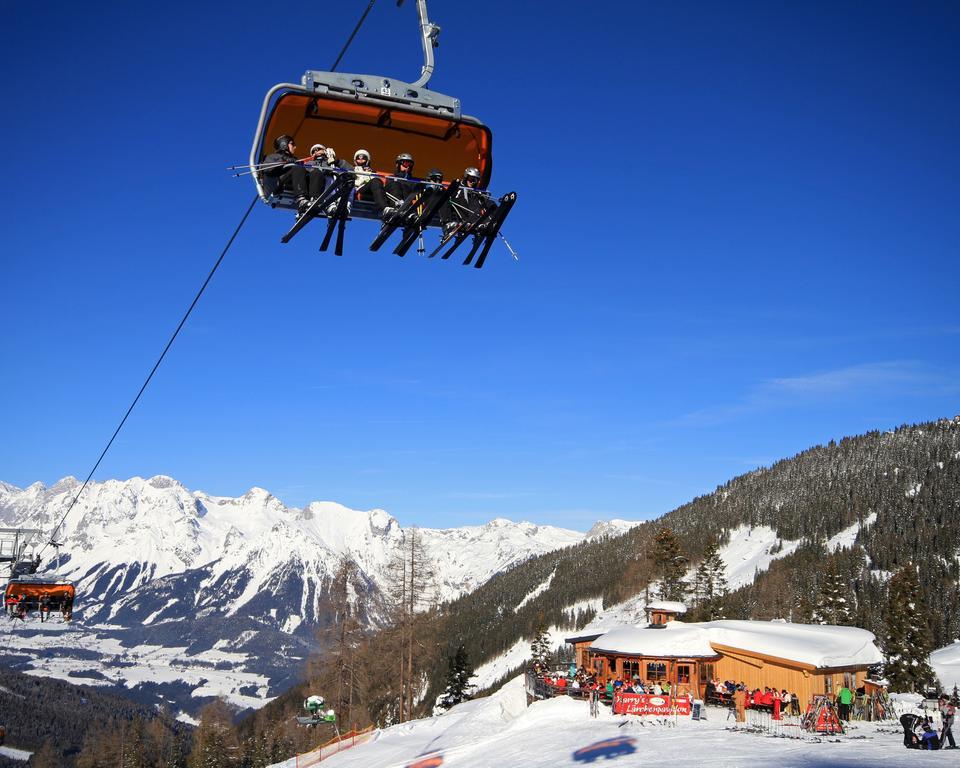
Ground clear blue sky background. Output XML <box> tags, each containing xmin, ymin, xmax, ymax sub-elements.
<box><xmin>2</xmin><ymin>1</ymin><xmax>958</xmax><ymax>530</ymax></box>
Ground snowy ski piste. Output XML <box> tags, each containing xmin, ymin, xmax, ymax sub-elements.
<box><xmin>269</xmin><ymin>677</ymin><xmax>944</xmax><ymax>768</ymax></box>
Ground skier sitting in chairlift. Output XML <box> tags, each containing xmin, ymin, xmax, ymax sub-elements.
<box><xmin>261</xmin><ymin>135</ymin><xmax>311</xmax><ymax>212</ymax></box>
<box><xmin>359</xmin><ymin>153</ymin><xmax>419</xmax><ymax>222</ymax></box>
<box><xmin>307</xmin><ymin>143</ymin><xmax>351</xmax><ymax>210</ymax></box>
<box><xmin>440</xmin><ymin>166</ymin><xmax>495</xmax><ymax>236</ymax></box>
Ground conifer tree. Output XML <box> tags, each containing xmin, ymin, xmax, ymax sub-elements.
<box><xmin>29</xmin><ymin>740</ymin><xmax>59</xmax><ymax>768</ymax></box>
<box><xmin>651</xmin><ymin>527</ymin><xmax>688</xmax><ymax>602</ymax></box>
<box><xmin>310</xmin><ymin>555</ymin><xmax>369</xmax><ymax>728</ymax></box>
<box><xmin>813</xmin><ymin>560</ymin><xmax>854</xmax><ymax>625</ymax></box>
<box><xmin>693</xmin><ymin>538</ymin><xmax>728</xmax><ymax>619</ymax></box>
<box><xmin>188</xmin><ymin>700</ymin><xmax>237</xmax><ymax>768</ymax></box>
<box><xmin>882</xmin><ymin>564</ymin><xmax>938</xmax><ymax>693</ymax></box>
<box><xmin>385</xmin><ymin>528</ymin><xmax>437</xmax><ymax>722</ymax></box>
<box><xmin>438</xmin><ymin>645</ymin><xmax>475</xmax><ymax>711</ymax></box>
<box><xmin>530</xmin><ymin>612</ymin><xmax>552</xmax><ymax>668</ymax></box>
<box><xmin>76</xmin><ymin>722</ymin><xmax>121</xmax><ymax>768</ymax></box>
<box><xmin>120</xmin><ymin>717</ymin><xmax>147</xmax><ymax>768</ymax></box>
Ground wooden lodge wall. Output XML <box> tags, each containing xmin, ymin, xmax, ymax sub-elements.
<box><xmin>707</xmin><ymin>644</ymin><xmax>868</xmax><ymax>706</ymax></box>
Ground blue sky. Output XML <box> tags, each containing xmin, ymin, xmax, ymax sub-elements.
<box><xmin>2</xmin><ymin>1</ymin><xmax>958</xmax><ymax>530</ymax></box>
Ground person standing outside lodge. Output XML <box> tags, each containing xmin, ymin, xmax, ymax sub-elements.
<box><xmin>837</xmin><ymin>683</ymin><xmax>853</xmax><ymax>721</ymax></box>
<box><xmin>940</xmin><ymin>696</ymin><xmax>957</xmax><ymax>749</ymax></box>
<box><xmin>734</xmin><ymin>686</ymin><xmax>747</xmax><ymax>722</ymax></box>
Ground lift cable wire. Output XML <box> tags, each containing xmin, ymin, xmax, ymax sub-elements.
<box><xmin>38</xmin><ymin>195</ymin><xmax>259</xmax><ymax>557</ymax></box>
<box><xmin>36</xmin><ymin>2</ymin><xmax>381</xmax><ymax>560</ymax></box>
<box><xmin>330</xmin><ymin>0</ymin><xmax>378</xmax><ymax>72</ymax></box>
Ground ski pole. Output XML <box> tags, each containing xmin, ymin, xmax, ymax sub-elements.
<box><xmin>497</xmin><ymin>231</ymin><xmax>519</xmax><ymax>260</ymax></box>
<box><xmin>227</xmin><ymin>155</ymin><xmax>316</xmax><ymax>171</ymax></box>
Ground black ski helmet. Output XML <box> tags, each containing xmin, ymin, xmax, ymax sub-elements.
<box><xmin>426</xmin><ymin>168</ymin><xmax>443</xmax><ymax>182</ymax></box>
<box><xmin>463</xmin><ymin>167</ymin><xmax>481</xmax><ymax>183</ymax></box>
<box><xmin>274</xmin><ymin>134</ymin><xmax>295</xmax><ymax>152</ymax></box>
<box><xmin>395</xmin><ymin>152</ymin><xmax>415</xmax><ymax>168</ymax></box>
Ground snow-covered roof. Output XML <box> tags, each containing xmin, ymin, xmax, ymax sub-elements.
<box><xmin>931</xmin><ymin>641</ymin><xmax>960</xmax><ymax>692</ymax></box>
<box><xmin>646</xmin><ymin>600</ymin><xmax>687</xmax><ymax>614</ymax></box>
<box><xmin>586</xmin><ymin>620</ymin><xmax>883</xmax><ymax>668</ymax></box>
<box><xmin>589</xmin><ymin>623</ymin><xmax>717</xmax><ymax>658</ymax></box>
<box><xmin>702</xmin><ymin>620</ymin><xmax>883</xmax><ymax>668</ymax></box>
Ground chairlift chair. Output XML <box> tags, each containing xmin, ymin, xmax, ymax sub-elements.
<box><xmin>2</xmin><ymin>528</ymin><xmax>76</xmax><ymax>615</ymax></box>
<box><xmin>249</xmin><ymin>0</ymin><xmax>493</xmax><ymax>225</ymax></box>
<box><xmin>5</xmin><ymin>574</ymin><xmax>75</xmax><ymax>613</ymax></box>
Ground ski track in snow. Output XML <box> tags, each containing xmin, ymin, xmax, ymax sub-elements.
<box><xmin>826</xmin><ymin>512</ymin><xmax>877</xmax><ymax>552</ymax></box>
<box><xmin>514</xmin><ymin>569</ymin><xmax>556</xmax><ymax>613</ymax></box>
<box><xmin>0</xmin><ymin>746</ymin><xmax>32</xmax><ymax>762</ymax></box>
<box><xmin>273</xmin><ymin>676</ymin><xmax>946</xmax><ymax>768</ymax></box>
<box><xmin>717</xmin><ymin>524</ymin><xmax>800</xmax><ymax>590</ymax></box>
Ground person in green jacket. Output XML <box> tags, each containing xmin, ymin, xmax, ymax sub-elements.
<box><xmin>837</xmin><ymin>685</ymin><xmax>853</xmax><ymax>721</ymax></box>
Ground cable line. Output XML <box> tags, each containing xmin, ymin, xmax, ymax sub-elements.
<box><xmin>40</xmin><ymin>2</ymin><xmax>380</xmax><ymax>558</ymax></box>
<box><xmin>39</xmin><ymin>194</ymin><xmax>259</xmax><ymax>556</ymax></box>
<box><xmin>330</xmin><ymin>0</ymin><xmax>378</xmax><ymax>72</ymax></box>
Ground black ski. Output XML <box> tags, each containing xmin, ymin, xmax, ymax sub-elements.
<box><xmin>368</xmin><ymin>189</ymin><xmax>428</xmax><ymax>252</ymax></box>
<box><xmin>279</xmin><ymin>176</ymin><xmax>347</xmax><ymax>244</ymax></box>
<box><xmin>460</xmin><ymin>193</ymin><xmax>512</xmax><ymax>266</ymax></box>
<box><xmin>471</xmin><ymin>192</ymin><xmax>517</xmax><ymax>269</ymax></box>
<box><xmin>437</xmin><ymin>202</ymin><xmax>498</xmax><ymax>261</ymax></box>
<box><xmin>393</xmin><ymin>181</ymin><xmax>460</xmax><ymax>257</ymax></box>
<box><xmin>319</xmin><ymin>176</ymin><xmax>355</xmax><ymax>255</ymax></box>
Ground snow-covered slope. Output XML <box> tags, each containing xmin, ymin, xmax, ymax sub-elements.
<box><xmin>269</xmin><ymin>676</ymin><xmax>944</xmax><ymax>768</ymax></box>
<box><xmin>0</xmin><ymin>475</ymin><xmax>589</xmax><ymax>715</ymax></box>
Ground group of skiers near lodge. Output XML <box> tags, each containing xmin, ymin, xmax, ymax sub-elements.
<box><xmin>537</xmin><ymin>662</ymin><xmax>958</xmax><ymax>749</ymax></box>
<box><xmin>261</xmin><ymin>134</ymin><xmax>494</xmax><ymax>233</ymax></box>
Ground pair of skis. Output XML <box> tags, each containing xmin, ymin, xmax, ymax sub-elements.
<box><xmin>281</xmin><ymin>178</ymin><xmax>517</xmax><ymax>268</ymax></box>
<box><xmin>369</xmin><ymin>181</ymin><xmax>460</xmax><ymax>257</ymax></box>
<box><xmin>429</xmin><ymin>191</ymin><xmax>517</xmax><ymax>269</ymax></box>
<box><xmin>280</xmin><ymin>173</ymin><xmax>355</xmax><ymax>257</ymax></box>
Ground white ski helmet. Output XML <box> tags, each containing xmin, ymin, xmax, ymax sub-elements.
<box><xmin>354</xmin><ymin>149</ymin><xmax>370</xmax><ymax>163</ymax></box>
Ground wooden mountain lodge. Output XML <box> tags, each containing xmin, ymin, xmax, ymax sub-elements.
<box><xmin>566</xmin><ymin>602</ymin><xmax>883</xmax><ymax>707</ymax></box>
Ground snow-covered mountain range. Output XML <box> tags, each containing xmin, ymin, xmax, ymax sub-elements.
<box><xmin>0</xmin><ymin>475</ymin><xmax>637</xmax><ymax>716</ymax></box>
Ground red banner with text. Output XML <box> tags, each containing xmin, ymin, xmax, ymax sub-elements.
<box><xmin>613</xmin><ymin>693</ymin><xmax>691</xmax><ymax>716</ymax></box>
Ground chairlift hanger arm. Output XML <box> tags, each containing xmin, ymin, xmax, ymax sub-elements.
<box><xmin>397</xmin><ymin>0</ymin><xmax>441</xmax><ymax>88</ymax></box>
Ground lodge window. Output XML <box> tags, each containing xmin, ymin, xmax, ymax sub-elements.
<box><xmin>699</xmin><ymin>663</ymin><xmax>714</xmax><ymax>683</ymax></box>
<box><xmin>676</xmin><ymin>664</ymin><xmax>691</xmax><ymax>684</ymax></box>
<box><xmin>824</xmin><ymin>676</ymin><xmax>833</xmax><ymax>694</ymax></box>
<box><xmin>843</xmin><ymin>672</ymin><xmax>855</xmax><ymax>689</ymax></box>
<box><xmin>647</xmin><ymin>662</ymin><xmax>667</xmax><ymax>681</ymax></box>
<box><xmin>622</xmin><ymin>660</ymin><xmax>641</xmax><ymax>680</ymax></box>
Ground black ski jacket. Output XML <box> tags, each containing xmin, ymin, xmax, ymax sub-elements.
<box><xmin>262</xmin><ymin>149</ymin><xmax>299</xmax><ymax>178</ymax></box>
<box><xmin>385</xmin><ymin>173</ymin><xmax>419</xmax><ymax>204</ymax></box>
